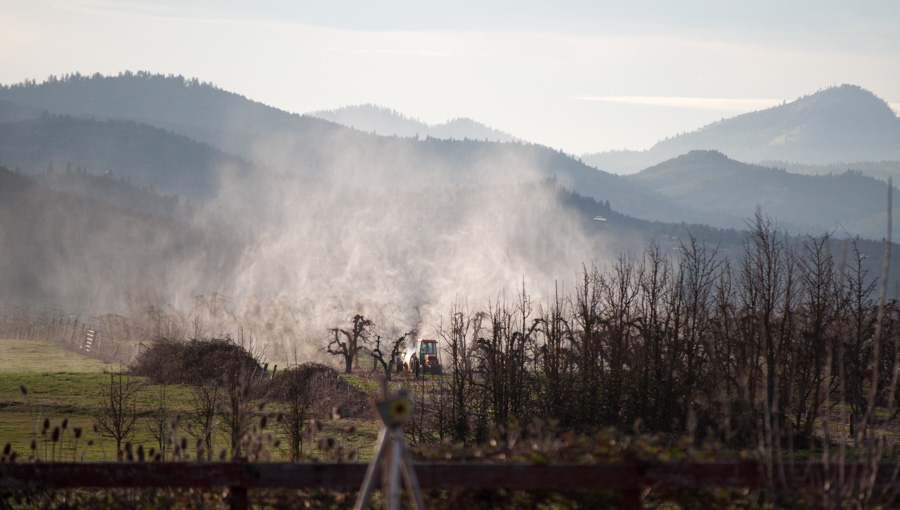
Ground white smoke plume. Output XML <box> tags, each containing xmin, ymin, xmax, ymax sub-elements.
<box><xmin>191</xmin><ymin>132</ymin><xmax>613</xmax><ymax>361</ymax></box>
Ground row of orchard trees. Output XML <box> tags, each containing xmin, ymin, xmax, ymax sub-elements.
<box><xmin>3</xmin><ymin>211</ymin><xmax>895</xmax><ymax>456</ymax></box>
<box><xmin>434</xmin><ymin>214</ymin><xmax>895</xmax><ymax>452</ymax></box>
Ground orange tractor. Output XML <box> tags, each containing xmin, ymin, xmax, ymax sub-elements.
<box><xmin>402</xmin><ymin>338</ymin><xmax>441</xmax><ymax>376</ymax></box>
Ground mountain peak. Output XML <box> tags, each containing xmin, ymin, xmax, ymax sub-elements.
<box><xmin>638</xmin><ymin>149</ymin><xmax>745</xmax><ymax>179</ymax></box>
<box><xmin>680</xmin><ymin>149</ymin><xmax>729</xmax><ymax>161</ymax></box>
<box><xmin>781</xmin><ymin>84</ymin><xmax>897</xmax><ymax>123</ymax></box>
<box><xmin>583</xmin><ymin>84</ymin><xmax>900</xmax><ymax>173</ymax></box>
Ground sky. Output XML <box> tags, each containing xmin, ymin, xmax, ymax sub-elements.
<box><xmin>1</xmin><ymin>0</ymin><xmax>898</xmax><ymax>154</ymax></box>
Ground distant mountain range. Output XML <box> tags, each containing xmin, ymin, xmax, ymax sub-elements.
<box><xmin>583</xmin><ymin>85</ymin><xmax>900</xmax><ymax>174</ymax></box>
<box><xmin>2</xmin><ymin>72</ymin><xmax>899</xmax><ymax>311</ymax></box>
<box><xmin>307</xmin><ymin>104</ymin><xmax>518</xmax><ymax>143</ymax></box>
<box><xmin>1</xmin><ymin>74</ymin><xmax>895</xmax><ymax>237</ymax></box>
<box><xmin>0</xmin><ymin>73</ymin><xmax>701</xmax><ymax>226</ymax></box>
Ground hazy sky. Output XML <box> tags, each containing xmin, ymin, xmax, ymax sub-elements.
<box><xmin>2</xmin><ymin>0</ymin><xmax>898</xmax><ymax>154</ymax></box>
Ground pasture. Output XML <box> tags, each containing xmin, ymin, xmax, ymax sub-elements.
<box><xmin>0</xmin><ymin>337</ymin><xmax>377</xmax><ymax>462</ymax></box>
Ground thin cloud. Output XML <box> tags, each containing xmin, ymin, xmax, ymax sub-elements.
<box><xmin>58</xmin><ymin>0</ymin><xmax>282</xmax><ymax>28</ymax></box>
<box><xmin>61</xmin><ymin>0</ymin><xmax>193</xmax><ymax>19</ymax></box>
<box><xmin>576</xmin><ymin>95</ymin><xmax>782</xmax><ymax>112</ymax></box>
<box><xmin>327</xmin><ymin>47</ymin><xmax>471</xmax><ymax>58</ymax></box>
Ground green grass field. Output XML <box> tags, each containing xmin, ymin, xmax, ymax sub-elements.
<box><xmin>0</xmin><ymin>337</ymin><xmax>113</xmax><ymax>373</ymax></box>
<box><xmin>0</xmin><ymin>338</ymin><xmax>189</xmax><ymax>460</ymax></box>
<box><xmin>0</xmin><ymin>337</ymin><xmax>378</xmax><ymax>462</ymax></box>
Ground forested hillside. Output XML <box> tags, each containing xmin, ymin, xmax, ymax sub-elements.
<box><xmin>0</xmin><ymin>115</ymin><xmax>249</xmax><ymax>199</ymax></box>
<box><xmin>33</xmin><ymin>170</ymin><xmax>191</xmax><ymax>220</ymax></box>
<box><xmin>0</xmin><ymin>167</ymin><xmax>238</xmax><ymax>306</ymax></box>
<box><xmin>627</xmin><ymin>150</ymin><xmax>898</xmax><ymax>239</ymax></box>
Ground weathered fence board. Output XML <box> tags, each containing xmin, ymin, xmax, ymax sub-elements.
<box><xmin>1</xmin><ymin>461</ymin><xmax>899</xmax><ymax>510</ymax></box>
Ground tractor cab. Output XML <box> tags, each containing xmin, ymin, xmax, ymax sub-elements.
<box><xmin>419</xmin><ymin>339</ymin><xmax>437</xmax><ymax>356</ymax></box>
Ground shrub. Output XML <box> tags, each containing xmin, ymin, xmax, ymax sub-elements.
<box><xmin>131</xmin><ymin>337</ymin><xmax>263</xmax><ymax>386</ymax></box>
<box><xmin>263</xmin><ymin>363</ymin><xmax>372</xmax><ymax>419</ymax></box>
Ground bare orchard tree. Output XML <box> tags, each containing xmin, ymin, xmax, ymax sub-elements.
<box><xmin>326</xmin><ymin>314</ymin><xmax>373</xmax><ymax>374</ymax></box>
<box><xmin>791</xmin><ymin>234</ymin><xmax>838</xmax><ymax>445</ymax></box>
<box><xmin>219</xmin><ymin>333</ymin><xmax>267</xmax><ymax>460</ymax></box>
<box><xmin>438</xmin><ymin>302</ymin><xmax>483</xmax><ymax>444</ymax></box>
<box><xmin>737</xmin><ymin>212</ymin><xmax>798</xmax><ymax>459</ymax></box>
<box><xmin>572</xmin><ymin>262</ymin><xmax>605</xmax><ymax>430</ymax></box>
<box><xmin>839</xmin><ymin>236</ymin><xmax>879</xmax><ymax>439</ymax></box>
<box><xmin>187</xmin><ymin>381</ymin><xmax>221</xmax><ymax>461</ymax></box>
<box><xmin>94</xmin><ymin>370</ymin><xmax>142</xmax><ymax>459</ymax></box>
<box><xmin>533</xmin><ymin>287</ymin><xmax>576</xmax><ymax>431</ymax></box>
<box><xmin>474</xmin><ymin>285</ymin><xmax>540</xmax><ymax>433</ymax></box>
<box><xmin>272</xmin><ymin>365</ymin><xmax>317</xmax><ymax>461</ymax></box>
<box><xmin>371</xmin><ymin>332</ymin><xmax>411</xmax><ymax>381</ymax></box>
<box><xmin>146</xmin><ymin>383</ymin><xmax>175</xmax><ymax>461</ymax></box>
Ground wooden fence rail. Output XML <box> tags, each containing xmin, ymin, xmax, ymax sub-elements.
<box><xmin>2</xmin><ymin>461</ymin><xmax>899</xmax><ymax>509</ymax></box>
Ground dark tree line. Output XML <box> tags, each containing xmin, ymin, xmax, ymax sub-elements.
<box><xmin>432</xmin><ymin>214</ymin><xmax>900</xmax><ymax>455</ymax></box>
